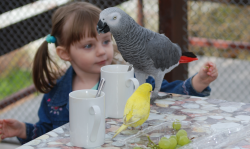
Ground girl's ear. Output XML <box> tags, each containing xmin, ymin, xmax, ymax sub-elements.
<box><xmin>56</xmin><ymin>46</ymin><xmax>71</xmax><ymax>61</ymax></box>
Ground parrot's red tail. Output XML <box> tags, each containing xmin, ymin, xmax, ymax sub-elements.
<box><xmin>179</xmin><ymin>52</ymin><xmax>198</xmax><ymax>64</ymax></box>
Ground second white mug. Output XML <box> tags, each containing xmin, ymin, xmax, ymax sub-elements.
<box><xmin>101</xmin><ymin>65</ymin><xmax>139</xmax><ymax>118</ymax></box>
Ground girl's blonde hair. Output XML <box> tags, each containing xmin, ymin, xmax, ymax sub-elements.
<box><xmin>33</xmin><ymin>2</ymin><xmax>120</xmax><ymax>93</ymax></box>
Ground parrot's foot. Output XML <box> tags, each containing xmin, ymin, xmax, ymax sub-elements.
<box><xmin>157</xmin><ymin>93</ymin><xmax>173</xmax><ymax>99</ymax></box>
<box><xmin>150</xmin><ymin>93</ymin><xmax>172</xmax><ymax>105</ymax></box>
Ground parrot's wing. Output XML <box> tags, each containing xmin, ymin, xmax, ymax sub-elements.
<box><xmin>123</xmin><ymin>98</ymin><xmax>139</xmax><ymax>125</ymax></box>
<box><xmin>123</xmin><ymin>101</ymin><xmax>133</xmax><ymax>123</ymax></box>
<box><xmin>123</xmin><ymin>96</ymin><xmax>150</xmax><ymax>125</ymax></box>
<box><xmin>145</xmin><ymin>32</ymin><xmax>182</xmax><ymax>71</ymax></box>
<box><xmin>124</xmin><ymin>116</ymin><xmax>140</xmax><ymax>125</ymax></box>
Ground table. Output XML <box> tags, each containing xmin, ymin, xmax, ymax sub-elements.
<box><xmin>17</xmin><ymin>93</ymin><xmax>250</xmax><ymax>149</ymax></box>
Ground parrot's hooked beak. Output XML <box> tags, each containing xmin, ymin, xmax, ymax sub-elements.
<box><xmin>97</xmin><ymin>20</ymin><xmax>110</xmax><ymax>34</ymax></box>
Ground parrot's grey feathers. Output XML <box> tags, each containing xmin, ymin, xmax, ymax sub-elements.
<box><xmin>97</xmin><ymin>7</ymin><xmax>183</xmax><ymax>72</ymax></box>
<box><xmin>147</xmin><ymin>32</ymin><xmax>156</xmax><ymax>41</ymax></box>
<box><xmin>98</xmin><ymin>7</ymin><xmax>189</xmax><ymax>102</ymax></box>
<box><xmin>146</xmin><ymin>36</ymin><xmax>181</xmax><ymax>71</ymax></box>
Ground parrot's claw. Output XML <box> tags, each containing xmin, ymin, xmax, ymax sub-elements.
<box><xmin>157</xmin><ymin>93</ymin><xmax>173</xmax><ymax>99</ymax></box>
<box><xmin>150</xmin><ymin>97</ymin><xmax>157</xmax><ymax>105</ymax></box>
<box><xmin>150</xmin><ymin>93</ymin><xmax>172</xmax><ymax>105</ymax></box>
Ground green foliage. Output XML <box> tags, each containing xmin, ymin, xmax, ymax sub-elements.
<box><xmin>188</xmin><ymin>2</ymin><xmax>250</xmax><ymax>41</ymax></box>
<box><xmin>0</xmin><ymin>68</ymin><xmax>33</xmax><ymax>100</ymax></box>
<box><xmin>188</xmin><ymin>2</ymin><xmax>250</xmax><ymax>60</ymax></box>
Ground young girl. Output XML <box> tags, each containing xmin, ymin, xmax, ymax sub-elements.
<box><xmin>0</xmin><ymin>2</ymin><xmax>218</xmax><ymax>144</ymax></box>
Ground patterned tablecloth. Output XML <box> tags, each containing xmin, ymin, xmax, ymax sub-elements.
<box><xmin>17</xmin><ymin>93</ymin><xmax>250</xmax><ymax>149</ymax></box>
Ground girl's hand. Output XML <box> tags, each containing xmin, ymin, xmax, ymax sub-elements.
<box><xmin>197</xmin><ymin>61</ymin><xmax>218</xmax><ymax>85</ymax></box>
<box><xmin>0</xmin><ymin>119</ymin><xmax>26</xmax><ymax>140</ymax></box>
<box><xmin>192</xmin><ymin>61</ymin><xmax>218</xmax><ymax>93</ymax></box>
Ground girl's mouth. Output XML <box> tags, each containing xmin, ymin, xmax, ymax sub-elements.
<box><xmin>97</xmin><ymin>60</ymin><xmax>106</xmax><ymax>65</ymax></box>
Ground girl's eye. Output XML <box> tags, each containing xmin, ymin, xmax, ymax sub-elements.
<box><xmin>84</xmin><ymin>44</ymin><xmax>92</xmax><ymax>49</ymax></box>
<box><xmin>103</xmin><ymin>40</ymin><xmax>110</xmax><ymax>45</ymax></box>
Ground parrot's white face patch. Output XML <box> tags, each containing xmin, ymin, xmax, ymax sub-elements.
<box><xmin>105</xmin><ymin>12</ymin><xmax>121</xmax><ymax>28</ymax></box>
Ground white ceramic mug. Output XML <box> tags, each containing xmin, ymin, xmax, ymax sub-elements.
<box><xmin>101</xmin><ymin>65</ymin><xmax>139</xmax><ymax>118</ymax></box>
<box><xmin>69</xmin><ymin>90</ymin><xmax>105</xmax><ymax>148</ymax></box>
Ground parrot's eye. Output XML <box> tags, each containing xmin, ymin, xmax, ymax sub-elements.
<box><xmin>113</xmin><ymin>16</ymin><xmax>117</xmax><ymax>20</ymax></box>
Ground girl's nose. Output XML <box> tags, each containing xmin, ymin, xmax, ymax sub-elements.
<box><xmin>96</xmin><ymin>44</ymin><xmax>106</xmax><ymax>56</ymax></box>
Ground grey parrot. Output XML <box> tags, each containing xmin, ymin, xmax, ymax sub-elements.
<box><xmin>97</xmin><ymin>7</ymin><xmax>198</xmax><ymax>104</ymax></box>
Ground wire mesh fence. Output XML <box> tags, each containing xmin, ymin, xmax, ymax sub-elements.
<box><xmin>0</xmin><ymin>0</ymin><xmax>250</xmax><ymax>144</ymax></box>
<box><xmin>187</xmin><ymin>0</ymin><xmax>250</xmax><ymax>102</ymax></box>
<box><xmin>0</xmin><ymin>0</ymin><xmax>158</xmax><ymax>144</ymax></box>
<box><xmin>0</xmin><ymin>0</ymin><xmax>159</xmax><ymax>102</ymax></box>
<box><xmin>0</xmin><ymin>0</ymin><xmax>161</xmax><ymax>106</ymax></box>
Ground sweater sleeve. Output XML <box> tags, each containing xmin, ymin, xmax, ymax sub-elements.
<box><xmin>17</xmin><ymin>94</ymin><xmax>53</xmax><ymax>144</ymax></box>
<box><xmin>146</xmin><ymin>74</ymin><xmax>211</xmax><ymax>97</ymax></box>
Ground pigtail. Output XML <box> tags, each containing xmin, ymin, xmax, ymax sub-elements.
<box><xmin>32</xmin><ymin>41</ymin><xmax>61</xmax><ymax>93</ymax></box>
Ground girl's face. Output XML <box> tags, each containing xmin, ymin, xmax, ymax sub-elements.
<box><xmin>69</xmin><ymin>32</ymin><xmax>114</xmax><ymax>74</ymax></box>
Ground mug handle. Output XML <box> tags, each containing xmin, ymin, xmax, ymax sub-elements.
<box><xmin>126</xmin><ymin>78</ymin><xmax>139</xmax><ymax>90</ymax></box>
<box><xmin>89</xmin><ymin>105</ymin><xmax>101</xmax><ymax>142</ymax></box>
